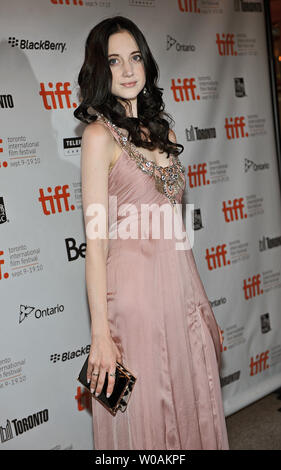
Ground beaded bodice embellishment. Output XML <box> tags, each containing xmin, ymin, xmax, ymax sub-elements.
<box><xmin>95</xmin><ymin>112</ymin><xmax>186</xmax><ymax>206</ymax></box>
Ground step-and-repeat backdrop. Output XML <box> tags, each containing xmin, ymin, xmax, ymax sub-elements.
<box><xmin>1</xmin><ymin>0</ymin><xmax>281</xmax><ymax>450</ymax></box>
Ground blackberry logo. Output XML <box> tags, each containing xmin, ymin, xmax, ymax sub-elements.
<box><xmin>7</xmin><ymin>36</ymin><xmax>66</xmax><ymax>53</ymax></box>
<box><xmin>166</xmin><ymin>35</ymin><xmax>195</xmax><ymax>52</ymax></box>
<box><xmin>50</xmin><ymin>353</ymin><xmax>61</xmax><ymax>363</ymax></box>
<box><xmin>50</xmin><ymin>345</ymin><xmax>90</xmax><ymax>364</ymax></box>
<box><xmin>8</xmin><ymin>37</ymin><xmax>19</xmax><ymax>47</ymax></box>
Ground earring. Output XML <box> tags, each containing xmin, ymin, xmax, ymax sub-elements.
<box><xmin>143</xmin><ymin>87</ymin><xmax>147</xmax><ymax>95</ymax></box>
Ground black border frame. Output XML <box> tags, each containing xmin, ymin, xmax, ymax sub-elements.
<box><xmin>264</xmin><ymin>0</ymin><xmax>281</xmax><ymax>187</ymax></box>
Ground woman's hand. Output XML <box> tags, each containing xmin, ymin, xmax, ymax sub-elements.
<box><xmin>87</xmin><ymin>333</ymin><xmax>123</xmax><ymax>398</ymax></box>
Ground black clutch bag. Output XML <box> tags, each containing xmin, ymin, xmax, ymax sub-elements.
<box><xmin>77</xmin><ymin>354</ymin><xmax>137</xmax><ymax>417</ymax></box>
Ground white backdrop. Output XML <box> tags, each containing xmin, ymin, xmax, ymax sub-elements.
<box><xmin>0</xmin><ymin>0</ymin><xmax>281</xmax><ymax>450</ymax></box>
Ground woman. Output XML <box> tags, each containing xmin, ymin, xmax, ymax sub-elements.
<box><xmin>74</xmin><ymin>16</ymin><xmax>229</xmax><ymax>450</ymax></box>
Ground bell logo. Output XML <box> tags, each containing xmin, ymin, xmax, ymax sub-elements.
<box><xmin>205</xmin><ymin>244</ymin><xmax>230</xmax><ymax>271</ymax></box>
<box><xmin>178</xmin><ymin>0</ymin><xmax>200</xmax><ymax>13</ymax></box>
<box><xmin>250</xmin><ymin>351</ymin><xmax>269</xmax><ymax>376</ymax></box>
<box><xmin>222</xmin><ymin>198</ymin><xmax>247</xmax><ymax>222</ymax></box>
<box><xmin>243</xmin><ymin>274</ymin><xmax>263</xmax><ymax>299</ymax></box>
<box><xmin>38</xmin><ymin>185</ymin><xmax>74</xmax><ymax>215</ymax></box>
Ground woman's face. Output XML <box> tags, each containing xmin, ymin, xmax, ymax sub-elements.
<box><xmin>107</xmin><ymin>30</ymin><xmax>146</xmax><ymax>103</ymax></box>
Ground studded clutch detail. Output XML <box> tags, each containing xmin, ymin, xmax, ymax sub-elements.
<box><xmin>77</xmin><ymin>354</ymin><xmax>137</xmax><ymax>417</ymax></box>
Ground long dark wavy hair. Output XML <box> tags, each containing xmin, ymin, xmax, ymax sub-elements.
<box><xmin>74</xmin><ymin>16</ymin><xmax>184</xmax><ymax>158</ymax></box>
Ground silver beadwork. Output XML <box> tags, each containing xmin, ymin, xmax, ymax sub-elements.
<box><xmin>96</xmin><ymin>112</ymin><xmax>186</xmax><ymax>206</ymax></box>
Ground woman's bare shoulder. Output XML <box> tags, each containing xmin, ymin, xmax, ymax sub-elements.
<box><xmin>82</xmin><ymin>119</ymin><xmax>113</xmax><ymax>143</ymax></box>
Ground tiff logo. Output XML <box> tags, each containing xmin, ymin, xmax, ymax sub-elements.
<box><xmin>178</xmin><ymin>0</ymin><xmax>200</xmax><ymax>13</ymax></box>
<box><xmin>75</xmin><ymin>386</ymin><xmax>92</xmax><ymax>412</ymax></box>
<box><xmin>205</xmin><ymin>244</ymin><xmax>230</xmax><ymax>271</ymax></box>
<box><xmin>39</xmin><ymin>82</ymin><xmax>77</xmax><ymax>109</ymax></box>
<box><xmin>250</xmin><ymin>351</ymin><xmax>269</xmax><ymax>376</ymax></box>
<box><xmin>243</xmin><ymin>274</ymin><xmax>263</xmax><ymax>300</ymax></box>
<box><xmin>38</xmin><ymin>185</ymin><xmax>74</xmax><ymax>215</ymax></box>
<box><xmin>170</xmin><ymin>78</ymin><xmax>199</xmax><ymax>102</ymax></box>
<box><xmin>216</xmin><ymin>33</ymin><xmax>237</xmax><ymax>56</ymax></box>
<box><xmin>220</xmin><ymin>329</ymin><xmax>227</xmax><ymax>352</ymax></box>
<box><xmin>222</xmin><ymin>197</ymin><xmax>247</xmax><ymax>222</ymax></box>
<box><xmin>187</xmin><ymin>163</ymin><xmax>209</xmax><ymax>188</ymax></box>
<box><xmin>225</xmin><ymin>116</ymin><xmax>248</xmax><ymax>139</ymax></box>
<box><xmin>0</xmin><ymin>250</ymin><xmax>9</xmax><ymax>280</ymax></box>
<box><xmin>50</xmin><ymin>0</ymin><xmax>84</xmax><ymax>5</ymax></box>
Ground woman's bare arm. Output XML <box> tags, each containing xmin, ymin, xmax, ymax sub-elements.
<box><xmin>81</xmin><ymin>121</ymin><xmax>122</xmax><ymax>397</ymax></box>
<box><xmin>81</xmin><ymin>121</ymin><xmax>114</xmax><ymax>338</ymax></box>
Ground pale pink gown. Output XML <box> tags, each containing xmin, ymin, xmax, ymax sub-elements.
<box><xmin>91</xmin><ymin>113</ymin><xmax>229</xmax><ymax>450</ymax></box>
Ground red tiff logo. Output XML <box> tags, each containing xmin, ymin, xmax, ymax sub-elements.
<box><xmin>75</xmin><ymin>386</ymin><xmax>92</xmax><ymax>412</ymax></box>
<box><xmin>38</xmin><ymin>185</ymin><xmax>74</xmax><ymax>215</ymax></box>
<box><xmin>205</xmin><ymin>244</ymin><xmax>230</xmax><ymax>271</ymax></box>
<box><xmin>250</xmin><ymin>351</ymin><xmax>269</xmax><ymax>376</ymax></box>
<box><xmin>187</xmin><ymin>163</ymin><xmax>209</xmax><ymax>188</ymax></box>
<box><xmin>225</xmin><ymin>116</ymin><xmax>248</xmax><ymax>139</ymax></box>
<box><xmin>0</xmin><ymin>250</ymin><xmax>9</xmax><ymax>280</ymax></box>
<box><xmin>170</xmin><ymin>78</ymin><xmax>199</xmax><ymax>102</ymax></box>
<box><xmin>39</xmin><ymin>82</ymin><xmax>77</xmax><ymax>109</ymax></box>
<box><xmin>50</xmin><ymin>0</ymin><xmax>84</xmax><ymax>5</ymax></box>
<box><xmin>222</xmin><ymin>198</ymin><xmax>247</xmax><ymax>222</ymax></box>
<box><xmin>178</xmin><ymin>0</ymin><xmax>200</xmax><ymax>13</ymax></box>
<box><xmin>243</xmin><ymin>274</ymin><xmax>263</xmax><ymax>299</ymax></box>
<box><xmin>216</xmin><ymin>33</ymin><xmax>237</xmax><ymax>56</ymax></box>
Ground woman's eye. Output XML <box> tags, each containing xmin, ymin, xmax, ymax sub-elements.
<box><xmin>108</xmin><ymin>58</ymin><xmax>118</xmax><ymax>66</ymax></box>
<box><xmin>132</xmin><ymin>54</ymin><xmax>142</xmax><ymax>62</ymax></box>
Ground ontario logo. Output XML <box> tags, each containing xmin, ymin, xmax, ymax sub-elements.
<box><xmin>19</xmin><ymin>303</ymin><xmax>65</xmax><ymax>323</ymax></box>
<box><xmin>166</xmin><ymin>35</ymin><xmax>195</xmax><ymax>52</ymax></box>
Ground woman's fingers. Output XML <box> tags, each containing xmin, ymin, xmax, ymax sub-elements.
<box><xmin>106</xmin><ymin>365</ymin><xmax>116</xmax><ymax>398</ymax></box>
<box><xmin>94</xmin><ymin>368</ymin><xmax>106</xmax><ymax>396</ymax></box>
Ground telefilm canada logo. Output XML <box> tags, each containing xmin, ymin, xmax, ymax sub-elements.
<box><xmin>0</xmin><ymin>409</ymin><xmax>49</xmax><ymax>443</ymax></box>
<box><xmin>19</xmin><ymin>303</ymin><xmax>65</xmax><ymax>323</ymax></box>
<box><xmin>8</xmin><ymin>36</ymin><xmax>66</xmax><ymax>53</ymax></box>
<box><xmin>166</xmin><ymin>35</ymin><xmax>195</xmax><ymax>52</ymax></box>
<box><xmin>63</xmin><ymin>137</ymin><xmax>81</xmax><ymax>156</ymax></box>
